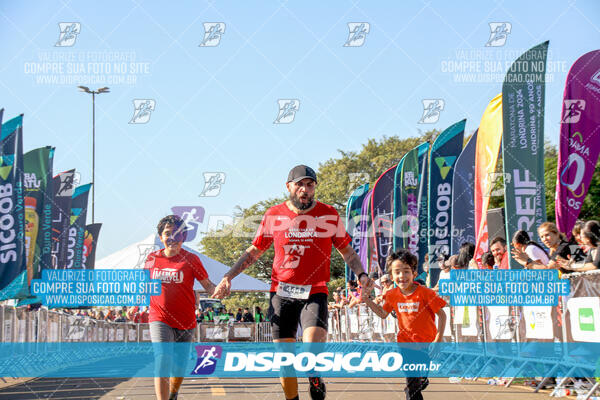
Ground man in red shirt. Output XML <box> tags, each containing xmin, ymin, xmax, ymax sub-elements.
<box><xmin>213</xmin><ymin>165</ymin><xmax>372</xmax><ymax>400</ymax></box>
<box><xmin>490</xmin><ymin>237</ymin><xmax>509</xmax><ymax>269</ymax></box>
<box><xmin>146</xmin><ymin>215</ymin><xmax>216</xmax><ymax>400</ymax></box>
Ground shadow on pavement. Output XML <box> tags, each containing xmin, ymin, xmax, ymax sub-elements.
<box><xmin>0</xmin><ymin>377</ymin><xmax>130</xmax><ymax>399</ymax></box>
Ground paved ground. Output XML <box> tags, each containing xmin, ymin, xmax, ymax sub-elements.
<box><xmin>0</xmin><ymin>377</ymin><xmax>559</xmax><ymax>399</ymax></box>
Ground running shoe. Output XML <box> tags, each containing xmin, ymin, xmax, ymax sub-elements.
<box><xmin>309</xmin><ymin>377</ymin><xmax>326</xmax><ymax>400</ymax></box>
<box><xmin>168</xmin><ymin>392</ymin><xmax>178</xmax><ymax>400</ymax></box>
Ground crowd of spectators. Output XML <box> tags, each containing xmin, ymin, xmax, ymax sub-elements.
<box><xmin>327</xmin><ymin>219</ymin><xmax>600</xmax><ymax>307</ymax></box>
<box><xmin>194</xmin><ymin>306</ymin><xmax>266</xmax><ymax>324</ymax></box>
<box><xmin>422</xmin><ymin>219</ymin><xmax>600</xmax><ymax>292</ymax></box>
<box><xmin>55</xmin><ymin>304</ymin><xmax>271</xmax><ymax>325</ymax></box>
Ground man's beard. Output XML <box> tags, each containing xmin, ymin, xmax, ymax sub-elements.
<box><xmin>290</xmin><ymin>192</ymin><xmax>314</xmax><ymax>210</ymax></box>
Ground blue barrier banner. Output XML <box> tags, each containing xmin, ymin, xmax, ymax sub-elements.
<box><xmin>439</xmin><ymin>270</ymin><xmax>570</xmax><ymax>306</ymax></box>
<box><xmin>0</xmin><ymin>342</ymin><xmax>598</xmax><ymax>378</ymax></box>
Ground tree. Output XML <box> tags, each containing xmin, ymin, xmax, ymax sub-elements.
<box><xmin>198</xmin><ymin>131</ymin><xmax>600</xmax><ymax>287</ymax></box>
<box><xmin>199</xmin><ymin>131</ymin><xmax>438</xmax><ymax>284</ymax></box>
<box><xmin>544</xmin><ymin>152</ymin><xmax>600</xmax><ymax>225</ymax></box>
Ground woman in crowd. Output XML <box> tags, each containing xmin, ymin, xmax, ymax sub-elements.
<box><xmin>511</xmin><ymin>230</ymin><xmax>550</xmax><ymax>268</ymax></box>
<box><xmin>346</xmin><ymin>280</ymin><xmax>362</xmax><ymax>308</ymax></box>
<box><xmin>481</xmin><ymin>251</ymin><xmax>496</xmax><ymax>269</ymax></box>
<box><xmin>536</xmin><ymin>222</ymin><xmax>574</xmax><ymax>271</ymax></box>
<box><xmin>572</xmin><ymin>220</ymin><xmax>588</xmax><ymax>251</ymax></box>
<box><xmin>374</xmin><ymin>274</ymin><xmax>394</xmax><ymax>304</ymax></box>
<box><xmin>558</xmin><ymin>220</ymin><xmax>600</xmax><ymax>272</ymax></box>
<box><xmin>456</xmin><ymin>242</ymin><xmax>475</xmax><ymax>269</ymax></box>
<box><xmin>433</xmin><ymin>255</ymin><xmax>456</xmax><ymax>292</ymax></box>
<box><xmin>329</xmin><ymin>291</ymin><xmax>346</xmax><ymax>310</ymax></box>
<box><xmin>254</xmin><ymin>306</ymin><xmax>265</xmax><ymax>323</ymax></box>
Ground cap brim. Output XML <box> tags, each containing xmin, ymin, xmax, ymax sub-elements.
<box><xmin>289</xmin><ymin>176</ymin><xmax>317</xmax><ymax>183</ymax></box>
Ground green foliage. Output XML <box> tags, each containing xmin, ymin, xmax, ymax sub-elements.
<box><xmin>317</xmin><ymin>131</ymin><xmax>438</xmax><ymax>214</ymax></box>
<box><xmin>545</xmin><ymin>153</ymin><xmax>600</xmax><ymax>223</ymax></box>
<box><xmin>199</xmin><ymin>197</ymin><xmax>284</xmax><ymax>282</ymax></box>
<box><xmin>327</xmin><ymin>276</ymin><xmax>346</xmax><ymax>300</ymax></box>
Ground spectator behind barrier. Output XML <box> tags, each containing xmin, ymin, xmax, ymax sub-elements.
<box><xmin>558</xmin><ymin>220</ymin><xmax>600</xmax><ymax>272</ymax></box>
<box><xmin>433</xmin><ymin>255</ymin><xmax>456</xmax><ymax>292</ymax></box>
<box><xmin>241</xmin><ymin>308</ymin><xmax>254</xmax><ymax>322</ymax></box>
<box><xmin>374</xmin><ymin>274</ymin><xmax>393</xmax><ymax>304</ymax></box>
<box><xmin>511</xmin><ymin>230</ymin><xmax>550</xmax><ymax>268</ymax></box>
<box><xmin>347</xmin><ymin>280</ymin><xmax>363</xmax><ymax>308</ymax></box>
<box><xmin>456</xmin><ymin>242</ymin><xmax>475</xmax><ymax>269</ymax></box>
<box><xmin>329</xmin><ymin>291</ymin><xmax>346</xmax><ymax>309</ymax></box>
<box><xmin>490</xmin><ymin>237</ymin><xmax>509</xmax><ymax>269</ymax></box>
<box><xmin>481</xmin><ymin>251</ymin><xmax>495</xmax><ymax>269</ymax></box>
<box><xmin>537</xmin><ymin>222</ymin><xmax>582</xmax><ymax>273</ymax></box>
<box><xmin>254</xmin><ymin>306</ymin><xmax>264</xmax><ymax>323</ymax></box>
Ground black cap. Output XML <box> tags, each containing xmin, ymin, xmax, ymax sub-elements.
<box><xmin>287</xmin><ymin>165</ymin><xmax>317</xmax><ymax>184</ymax></box>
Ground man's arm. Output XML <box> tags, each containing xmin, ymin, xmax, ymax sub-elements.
<box><xmin>212</xmin><ymin>245</ymin><xmax>266</xmax><ymax>299</ymax></box>
<box><xmin>337</xmin><ymin>244</ymin><xmax>372</xmax><ymax>288</ymax></box>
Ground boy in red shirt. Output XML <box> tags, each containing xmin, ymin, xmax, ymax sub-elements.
<box><xmin>362</xmin><ymin>248</ymin><xmax>446</xmax><ymax>400</ymax></box>
<box><xmin>146</xmin><ymin>215</ymin><xmax>216</xmax><ymax>400</ymax></box>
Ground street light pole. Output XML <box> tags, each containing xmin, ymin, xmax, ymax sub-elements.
<box><xmin>78</xmin><ymin>86</ymin><xmax>109</xmax><ymax>224</ymax></box>
<box><xmin>92</xmin><ymin>91</ymin><xmax>95</xmax><ymax>223</ymax></box>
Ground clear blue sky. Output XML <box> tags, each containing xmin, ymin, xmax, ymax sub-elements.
<box><xmin>1</xmin><ymin>1</ymin><xmax>599</xmax><ymax>260</ymax></box>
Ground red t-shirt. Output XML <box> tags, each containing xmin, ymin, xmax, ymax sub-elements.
<box><xmin>382</xmin><ymin>283</ymin><xmax>447</xmax><ymax>343</ymax></box>
<box><xmin>252</xmin><ymin>201</ymin><xmax>351</xmax><ymax>295</ymax></box>
<box><xmin>145</xmin><ymin>248</ymin><xmax>208</xmax><ymax>330</ymax></box>
<box><xmin>499</xmin><ymin>251</ymin><xmax>509</xmax><ymax>269</ymax></box>
<box><xmin>131</xmin><ymin>308</ymin><xmax>149</xmax><ymax>323</ymax></box>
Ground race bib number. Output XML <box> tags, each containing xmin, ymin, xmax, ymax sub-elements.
<box><xmin>277</xmin><ymin>282</ymin><xmax>311</xmax><ymax>300</ymax></box>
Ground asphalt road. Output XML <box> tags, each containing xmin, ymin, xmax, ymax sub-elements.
<box><xmin>0</xmin><ymin>377</ymin><xmax>557</xmax><ymax>399</ymax></box>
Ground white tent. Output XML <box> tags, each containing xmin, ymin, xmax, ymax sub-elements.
<box><xmin>96</xmin><ymin>234</ymin><xmax>269</xmax><ymax>292</ymax></box>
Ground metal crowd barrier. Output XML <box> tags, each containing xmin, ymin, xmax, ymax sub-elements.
<box><xmin>1</xmin><ymin>270</ymin><xmax>599</xmax><ymax>398</ymax></box>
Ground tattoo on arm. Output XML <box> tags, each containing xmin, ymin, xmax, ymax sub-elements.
<box><xmin>342</xmin><ymin>247</ymin><xmax>365</xmax><ymax>277</ymax></box>
<box><xmin>201</xmin><ymin>279</ymin><xmax>216</xmax><ymax>295</ymax></box>
<box><xmin>225</xmin><ymin>246</ymin><xmax>263</xmax><ymax>280</ymax></box>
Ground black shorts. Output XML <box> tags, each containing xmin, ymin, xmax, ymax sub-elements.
<box><xmin>268</xmin><ymin>292</ymin><xmax>328</xmax><ymax>340</ymax></box>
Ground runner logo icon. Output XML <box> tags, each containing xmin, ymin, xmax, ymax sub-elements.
<box><xmin>274</xmin><ymin>100</ymin><xmax>300</xmax><ymax>124</ymax></box>
<box><xmin>192</xmin><ymin>345</ymin><xmax>223</xmax><ymax>375</ymax></box>
<box><xmin>344</xmin><ymin>23</ymin><xmax>370</xmax><ymax>47</ymax></box>
<box><xmin>199</xmin><ymin>23</ymin><xmax>225</xmax><ymax>47</ymax></box>
<box><xmin>562</xmin><ymin>100</ymin><xmax>586</xmax><ymax>123</ymax></box>
<box><xmin>485</xmin><ymin>22</ymin><xmax>511</xmax><ymax>47</ymax></box>
<box><xmin>55</xmin><ymin>23</ymin><xmax>81</xmax><ymax>47</ymax></box>
<box><xmin>199</xmin><ymin>172</ymin><xmax>226</xmax><ymax>197</ymax></box>
<box><xmin>282</xmin><ymin>244</ymin><xmax>307</xmax><ymax>269</ymax></box>
<box><xmin>129</xmin><ymin>99</ymin><xmax>156</xmax><ymax>124</ymax></box>
<box><xmin>419</xmin><ymin>99</ymin><xmax>444</xmax><ymax>124</ymax></box>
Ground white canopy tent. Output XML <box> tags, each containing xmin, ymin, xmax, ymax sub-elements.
<box><xmin>95</xmin><ymin>234</ymin><xmax>269</xmax><ymax>292</ymax></box>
